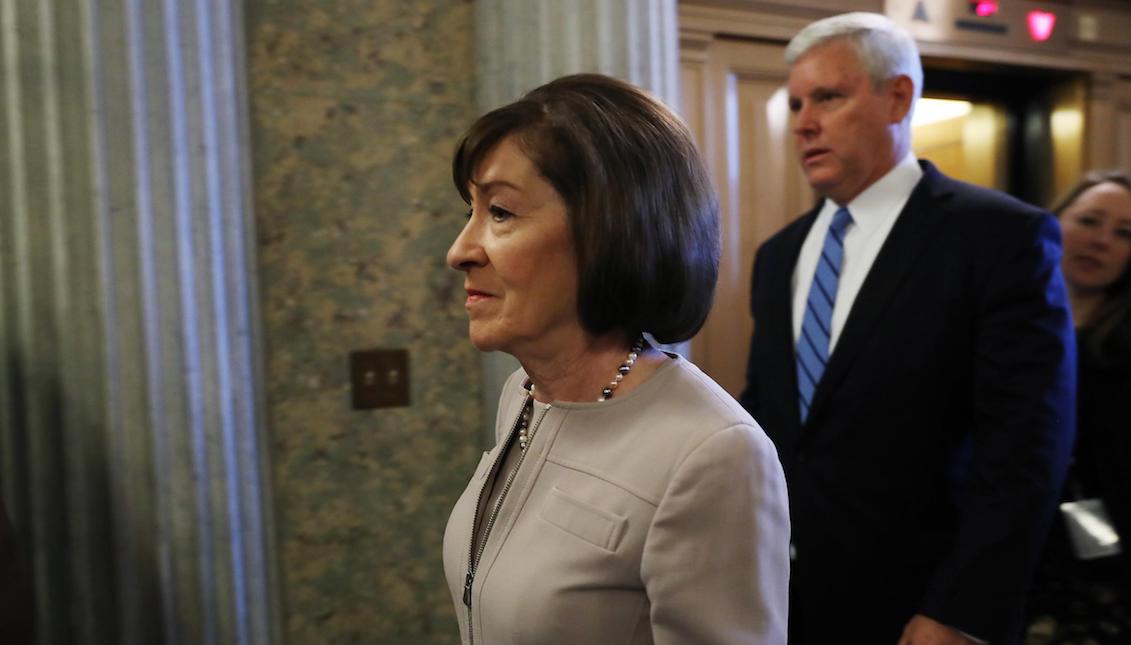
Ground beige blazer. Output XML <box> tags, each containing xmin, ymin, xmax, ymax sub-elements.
<box><xmin>442</xmin><ymin>356</ymin><xmax>790</xmax><ymax>644</ymax></box>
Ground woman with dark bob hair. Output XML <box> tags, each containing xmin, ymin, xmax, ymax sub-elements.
<box><xmin>1026</xmin><ymin>170</ymin><xmax>1131</xmax><ymax>644</ymax></box>
<box><xmin>441</xmin><ymin>73</ymin><xmax>790</xmax><ymax>644</ymax></box>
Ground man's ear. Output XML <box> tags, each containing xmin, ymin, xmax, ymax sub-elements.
<box><xmin>886</xmin><ymin>75</ymin><xmax>914</xmax><ymax>124</ymax></box>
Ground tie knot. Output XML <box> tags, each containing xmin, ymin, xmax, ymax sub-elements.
<box><xmin>831</xmin><ymin>206</ymin><xmax>853</xmax><ymax>234</ymax></box>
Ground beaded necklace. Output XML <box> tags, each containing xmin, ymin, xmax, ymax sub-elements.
<box><xmin>518</xmin><ymin>336</ymin><xmax>646</xmax><ymax>453</ymax></box>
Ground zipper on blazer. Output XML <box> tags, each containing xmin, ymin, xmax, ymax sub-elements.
<box><xmin>464</xmin><ymin>391</ymin><xmax>550</xmax><ymax>645</ymax></box>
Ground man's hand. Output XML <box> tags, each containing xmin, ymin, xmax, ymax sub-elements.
<box><xmin>898</xmin><ymin>614</ymin><xmax>980</xmax><ymax>645</ymax></box>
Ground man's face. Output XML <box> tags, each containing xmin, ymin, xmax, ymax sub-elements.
<box><xmin>787</xmin><ymin>39</ymin><xmax>912</xmax><ymax>205</ymax></box>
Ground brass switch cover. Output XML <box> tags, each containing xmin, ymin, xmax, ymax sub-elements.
<box><xmin>350</xmin><ymin>348</ymin><xmax>410</xmax><ymax>409</ymax></box>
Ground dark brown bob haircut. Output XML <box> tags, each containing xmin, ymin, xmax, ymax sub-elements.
<box><xmin>451</xmin><ymin>73</ymin><xmax>720</xmax><ymax>345</ymax></box>
<box><xmin>1051</xmin><ymin>169</ymin><xmax>1131</xmax><ymax>359</ymax></box>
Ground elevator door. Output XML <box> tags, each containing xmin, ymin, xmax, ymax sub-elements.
<box><xmin>919</xmin><ymin>60</ymin><xmax>1086</xmax><ymax>207</ymax></box>
<box><xmin>910</xmin><ymin>97</ymin><xmax>1007</xmax><ymax>190</ymax></box>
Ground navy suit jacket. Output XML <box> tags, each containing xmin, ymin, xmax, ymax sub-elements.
<box><xmin>740</xmin><ymin>161</ymin><xmax>1076</xmax><ymax>644</ymax></box>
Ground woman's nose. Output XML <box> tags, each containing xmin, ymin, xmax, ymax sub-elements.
<box><xmin>1090</xmin><ymin>227</ymin><xmax>1114</xmax><ymax>249</ymax></box>
<box><xmin>447</xmin><ymin>216</ymin><xmax>486</xmax><ymax>271</ymax></box>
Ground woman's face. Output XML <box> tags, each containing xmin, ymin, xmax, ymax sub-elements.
<box><xmin>1059</xmin><ymin>181</ymin><xmax>1131</xmax><ymax>294</ymax></box>
<box><xmin>447</xmin><ymin>136</ymin><xmax>582</xmax><ymax>357</ymax></box>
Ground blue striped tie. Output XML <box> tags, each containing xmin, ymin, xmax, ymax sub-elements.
<box><xmin>797</xmin><ymin>206</ymin><xmax>853</xmax><ymax>422</ymax></box>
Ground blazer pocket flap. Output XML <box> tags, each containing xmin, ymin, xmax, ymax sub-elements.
<box><xmin>540</xmin><ymin>487</ymin><xmax>627</xmax><ymax>552</ymax></box>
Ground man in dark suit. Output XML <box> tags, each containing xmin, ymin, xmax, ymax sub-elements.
<box><xmin>740</xmin><ymin>12</ymin><xmax>1076</xmax><ymax>645</ymax></box>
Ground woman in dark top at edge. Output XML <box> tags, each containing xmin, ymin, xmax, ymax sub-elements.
<box><xmin>1026</xmin><ymin>171</ymin><xmax>1131</xmax><ymax>645</ymax></box>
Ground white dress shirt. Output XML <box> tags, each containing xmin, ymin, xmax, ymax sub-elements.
<box><xmin>791</xmin><ymin>153</ymin><xmax>924</xmax><ymax>353</ymax></box>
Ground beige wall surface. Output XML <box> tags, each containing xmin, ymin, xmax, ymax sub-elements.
<box><xmin>246</xmin><ymin>1</ymin><xmax>480</xmax><ymax>642</ymax></box>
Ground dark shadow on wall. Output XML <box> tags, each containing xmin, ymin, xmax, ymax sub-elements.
<box><xmin>0</xmin><ymin>345</ymin><xmax>139</xmax><ymax>644</ymax></box>
<box><xmin>0</xmin><ymin>491</ymin><xmax>34</xmax><ymax>644</ymax></box>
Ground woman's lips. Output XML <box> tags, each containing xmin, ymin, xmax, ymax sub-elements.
<box><xmin>1070</xmin><ymin>256</ymin><xmax>1103</xmax><ymax>272</ymax></box>
<box><xmin>465</xmin><ymin>290</ymin><xmax>493</xmax><ymax>306</ymax></box>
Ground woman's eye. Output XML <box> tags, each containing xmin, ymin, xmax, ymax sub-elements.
<box><xmin>489</xmin><ymin>205</ymin><xmax>514</xmax><ymax>222</ymax></box>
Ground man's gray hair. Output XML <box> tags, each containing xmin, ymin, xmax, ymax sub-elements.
<box><xmin>786</xmin><ymin>12</ymin><xmax>923</xmax><ymax>107</ymax></box>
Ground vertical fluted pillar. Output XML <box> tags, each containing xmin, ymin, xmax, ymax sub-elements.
<box><xmin>0</xmin><ymin>1</ymin><xmax>280</xmax><ymax>643</ymax></box>
<box><xmin>475</xmin><ymin>0</ymin><xmax>679</xmax><ymax>110</ymax></box>
<box><xmin>472</xmin><ymin>0</ymin><xmax>681</xmax><ymax>437</ymax></box>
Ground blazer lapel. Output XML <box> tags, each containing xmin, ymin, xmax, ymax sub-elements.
<box><xmin>804</xmin><ymin>162</ymin><xmax>953</xmax><ymax>424</ymax></box>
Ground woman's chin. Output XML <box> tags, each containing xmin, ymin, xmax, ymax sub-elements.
<box><xmin>466</xmin><ymin>328</ymin><xmax>506</xmax><ymax>354</ymax></box>
<box><xmin>469</xmin><ymin>340</ymin><xmax>500</xmax><ymax>353</ymax></box>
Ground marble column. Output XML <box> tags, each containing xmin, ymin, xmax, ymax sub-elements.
<box><xmin>472</xmin><ymin>0</ymin><xmax>681</xmax><ymax>438</ymax></box>
<box><xmin>0</xmin><ymin>1</ymin><xmax>279</xmax><ymax>643</ymax></box>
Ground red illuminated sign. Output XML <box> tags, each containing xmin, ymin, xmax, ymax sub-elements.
<box><xmin>1027</xmin><ymin>10</ymin><xmax>1057</xmax><ymax>42</ymax></box>
<box><xmin>970</xmin><ymin>1</ymin><xmax>999</xmax><ymax>17</ymax></box>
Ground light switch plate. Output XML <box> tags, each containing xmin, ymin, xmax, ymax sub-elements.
<box><xmin>349</xmin><ymin>348</ymin><xmax>410</xmax><ymax>409</ymax></box>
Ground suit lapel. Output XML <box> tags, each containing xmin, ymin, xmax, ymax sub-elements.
<box><xmin>768</xmin><ymin>205</ymin><xmax>820</xmax><ymax>429</ymax></box>
<box><xmin>804</xmin><ymin>163</ymin><xmax>953</xmax><ymax>425</ymax></box>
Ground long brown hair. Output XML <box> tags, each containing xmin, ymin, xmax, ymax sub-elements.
<box><xmin>1051</xmin><ymin>170</ymin><xmax>1131</xmax><ymax>361</ymax></box>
